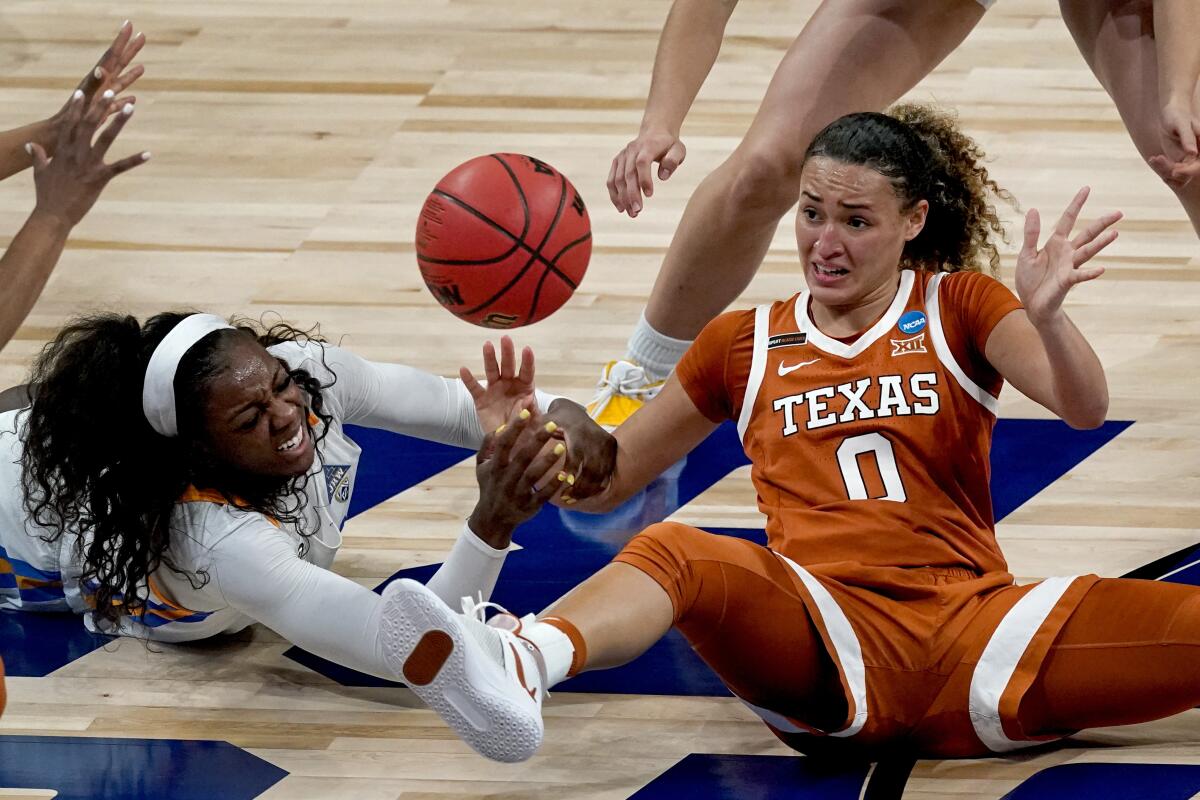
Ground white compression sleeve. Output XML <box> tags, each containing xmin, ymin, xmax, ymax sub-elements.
<box><xmin>424</xmin><ymin>521</ymin><xmax>510</xmax><ymax>605</ymax></box>
<box><xmin>207</xmin><ymin>520</ymin><xmax>512</xmax><ymax>680</ymax></box>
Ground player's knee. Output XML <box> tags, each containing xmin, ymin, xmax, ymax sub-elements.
<box><xmin>724</xmin><ymin>145</ymin><xmax>804</xmax><ymax>216</ymax></box>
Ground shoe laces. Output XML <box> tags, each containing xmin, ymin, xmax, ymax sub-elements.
<box><xmin>459</xmin><ymin>593</ymin><xmax>551</xmax><ymax>697</ymax></box>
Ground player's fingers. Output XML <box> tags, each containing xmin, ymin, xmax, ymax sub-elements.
<box><xmin>1073</xmin><ymin>230</ymin><xmax>1118</xmax><ymax>267</ymax></box>
<box><xmin>459</xmin><ymin>366</ymin><xmax>486</xmax><ymax>400</ymax></box>
<box><xmin>498</xmin><ymin>335</ymin><xmax>516</xmax><ymax>378</ymax></box>
<box><xmin>659</xmin><ymin>140</ymin><xmax>685</xmax><ymax>180</ymax></box>
<box><xmin>492</xmin><ymin>408</ymin><xmax>531</xmax><ymax>467</ymax></box>
<box><xmin>476</xmin><ymin>430</ymin><xmax>497</xmax><ymax>465</ymax></box>
<box><xmin>93</xmin><ymin>101</ymin><xmax>134</xmax><ymax>160</ymax></box>
<box><xmin>26</xmin><ymin>142</ymin><xmax>49</xmax><ymax>172</ymax></box>
<box><xmin>109</xmin><ymin>63</ymin><xmax>145</xmax><ymax>96</ymax></box>
<box><xmin>481</xmin><ymin>340</ymin><xmax>500</xmax><ymax>384</ymax></box>
<box><xmin>523</xmin><ymin>437</ymin><xmax>566</xmax><ymax>496</ymax></box>
<box><xmin>518</xmin><ymin>344</ymin><xmax>535</xmax><ymax>385</ymax></box>
<box><xmin>1020</xmin><ymin>208</ymin><xmax>1040</xmax><ymax>255</ymax></box>
<box><xmin>623</xmin><ymin>152</ymin><xmax>642</xmax><ymax>216</ymax></box>
<box><xmin>106</xmin><ymin>149</ymin><xmax>151</xmax><ymax>177</ymax></box>
<box><xmin>79</xmin><ymin>65</ymin><xmax>105</xmax><ymax>98</ymax></box>
<box><xmin>635</xmin><ymin>152</ymin><xmax>654</xmax><ymax>199</ymax></box>
<box><xmin>1068</xmin><ymin>264</ymin><xmax>1105</xmax><ymax>285</ymax></box>
<box><xmin>1148</xmin><ymin>155</ymin><xmax>1186</xmax><ymax>188</ymax></box>
<box><xmin>1069</xmin><ymin>210</ymin><xmax>1123</xmax><ymax>251</ymax></box>
<box><xmin>118</xmin><ymin>31</ymin><xmax>146</xmax><ymax>69</ymax></box>
<box><xmin>1053</xmin><ymin>186</ymin><xmax>1089</xmax><ymax>238</ymax></box>
<box><xmin>607</xmin><ymin>151</ymin><xmax>624</xmax><ymax>210</ymax></box>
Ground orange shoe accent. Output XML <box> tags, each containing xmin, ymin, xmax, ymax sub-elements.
<box><xmin>403</xmin><ymin>630</ymin><xmax>453</xmax><ymax>686</ymax></box>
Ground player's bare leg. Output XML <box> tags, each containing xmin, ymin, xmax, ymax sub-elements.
<box><xmin>1060</xmin><ymin>0</ymin><xmax>1200</xmax><ymax>236</ymax></box>
<box><xmin>594</xmin><ymin>0</ymin><xmax>986</xmax><ymax>425</ymax></box>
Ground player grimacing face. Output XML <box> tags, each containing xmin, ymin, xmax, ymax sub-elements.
<box><xmin>198</xmin><ymin>337</ymin><xmax>316</xmax><ymax>479</ymax></box>
<box><xmin>795</xmin><ymin>157</ymin><xmax>928</xmax><ymax>312</ymax></box>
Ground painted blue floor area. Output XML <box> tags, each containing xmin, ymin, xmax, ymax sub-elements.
<box><xmin>628</xmin><ymin>754</ymin><xmax>872</xmax><ymax>799</ymax></box>
<box><xmin>0</xmin><ymin>735</ymin><xmax>287</xmax><ymax>800</ymax></box>
<box><xmin>1000</xmin><ymin>763</ymin><xmax>1200</xmax><ymax>799</ymax></box>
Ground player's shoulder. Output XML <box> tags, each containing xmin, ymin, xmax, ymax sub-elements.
<box><xmin>930</xmin><ymin>269</ymin><xmax>1014</xmax><ymax>310</ymax></box>
<box><xmin>170</xmin><ymin>494</ymin><xmax>288</xmax><ymax>562</ymax></box>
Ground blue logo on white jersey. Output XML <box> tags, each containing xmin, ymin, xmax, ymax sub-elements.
<box><xmin>323</xmin><ymin>464</ymin><xmax>352</xmax><ymax>503</ymax></box>
<box><xmin>898</xmin><ymin>310</ymin><xmax>927</xmax><ymax>335</ymax></box>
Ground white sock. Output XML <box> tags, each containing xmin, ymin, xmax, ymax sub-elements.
<box><xmin>519</xmin><ymin>617</ymin><xmax>575</xmax><ymax>689</ymax></box>
<box><xmin>624</xmin><ymin>312</ymin><xmax>692</xmax><ymax>383</ymax></box>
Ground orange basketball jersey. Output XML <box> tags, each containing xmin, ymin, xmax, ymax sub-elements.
<box><xmin>678</xmin><ymin>268</ymin><xmax>1023</xmax><ymax>576</ymax></box>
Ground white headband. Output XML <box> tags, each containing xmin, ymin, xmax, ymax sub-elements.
<box><xmin>142</xmin><ymin>314</ymin><xmax>234</xmax><ymax>437</ymax></box>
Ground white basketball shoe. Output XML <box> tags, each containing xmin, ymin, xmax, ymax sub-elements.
<box><xmin>379</xmin><ymin>578</ymin><xmax>547</xmax><ymax>763</ymax></box>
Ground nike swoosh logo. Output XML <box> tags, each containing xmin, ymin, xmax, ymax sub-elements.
<box><xmin>778</xmin><ymin>359</ymin><xmax>819</xmax><ymax>376</ymax></box>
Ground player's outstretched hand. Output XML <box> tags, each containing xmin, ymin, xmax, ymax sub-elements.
<box><xmin>607</xmin><ymin>129</ymin><xmax>686</xmax><ymax>218</ymax></box>
<box><xmin>46</xmin><ymin>22</ymin><xmax>145</xmax><ymax>157</ymax></box>
<box><xmin>1015</xmin><ymin>187</ymin><xmax>1121</xmax><ymax>328</ymax></box>
<box><xmin>468</xmin><ymin>409</ymin><xmax>565</xmax><ymax>548</ymax></box>
<box><xmin>461</xmin><ymin>336</ymin><xmax>537</xmax><ymax>433</ymax></box>
<box><xmin>28</xmin><ymin>86</ymin><xmax>149</xmax><ymax>230</ymax></box>
<box><xmin>542</xmin><ymin>399</ymin><xmax>615</xmax><ymax>506</ymax></box>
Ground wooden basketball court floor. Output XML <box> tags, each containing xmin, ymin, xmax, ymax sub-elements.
<box><xmin>0</xmin><ymin>1</ymin><xmax>1198</xmax><ymax>797</ymax></box>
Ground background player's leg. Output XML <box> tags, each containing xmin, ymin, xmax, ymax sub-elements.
<box><xmin>639</xmin><ymin>0</ymin><xmax>986</xmax><ymax>344</ymax></box>
<box><xmin>1018</xmin><ymin>579</ymin><xmax>1200</xmax><ymax>734</ymax></box>
<box><xmin>542</xmin><ymin>522</ymin><xmax>846</xmax><ymax>728</ymax></box>
<box><xmin>1059</xmin><ymin>0</ymin><xmax>1200</xmax><ymax>236</ymax></box>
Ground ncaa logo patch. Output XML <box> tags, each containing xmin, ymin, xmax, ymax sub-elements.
<box><xmin>323</xmin><ymin>464</ymin><xmax>352</xmax><ymax>502</ymax></box>
<box><xmin>897</xmin><ymin>310</ymin><xmax>927</xmax><ymax>335</ymax></box>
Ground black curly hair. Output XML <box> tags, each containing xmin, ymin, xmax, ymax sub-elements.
<box><xmin>804</xmin><ymin>103</ymin><xmax>1015</xmax><ymax>274</ymax></box>
<box><xmin>19</xmin><ymin>311</ymin><xmax>336</xmax><ymax>631</ymax></box>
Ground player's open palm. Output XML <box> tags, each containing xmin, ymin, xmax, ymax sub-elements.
<box><xmin>461</xmin><ymin>336</ymin><xmax>537</xmax><ymax>433</ymax></box>
<box><xmin>30</xmin><ymin>86</ymin><xmax>149</xmax><ymax>229</ymax></box>
<box><xmin>607</xmin><ymin>130</ymin><xmax>686</xmax><ymax>218</ymax></box>
<box><xmin>1015</xmin><ymin>187</ymin><xmax>1121</xmax><ymax>327</ymax></box>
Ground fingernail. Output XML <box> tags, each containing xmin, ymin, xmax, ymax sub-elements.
<box><xmin>565</xmin><ymin>497</ymin><xmax>577</xmax><ymax>505</ymax></box>
<box><xmin>72</xmin><ymin>89</ymin><xmax>84</xmax><ymax>101</ymax></box>
<box><xmin>121</xmin><ymin>19</ymin><xmax>130</xmax><ymax>28</ymax></box>
<box><xmin>102</xmin><ymin>89</ymin><xmax>115</xmax><ymax>101</ymax></box>
<box><xmin>141</xmin><ymin>151</ymin><xmax>152</xmax><ymax>161</ymax></box>
<box><xmin>544</xmin><ymin>421</ymin><xmax>557</xmax><ymax>433</ymax></box>
<box><xmin>567</xmin><ymin>474</ymin><xmax>576</xmax><ymax>486</ymax></box>
<box><xmin>553</xmin><ymin>443</ymin><xmax>565</xmax><ymax>456</ymax></box>
<box><xmin>557</xmin><ymin>472</ymin><xmax>567</xmax><ymax>482</ymax></box>
<box><xmin>661</xmin><ymin>170</ymin><xmax>671</xmax><ymax>179</ymax></box>
<box><xmin>93</xmin><ymin>67</ymin><xmax>104</xmax><ymax>79</ymax></box>
<box><xmin>519</xmin><ymin>409</ymin><xmax>531</xmax><ymax>420</ymax></box>
<box><xmin>23</xmin><ymin>143</ymin><xmax>32</xmax><ymax>155</ymax></box>
<box><xmin>122</xmin><ymin>103</ymin><xmax>134</xmax><ymax>115</ymax></box>
<box><xmin>495</xmin><ymin>424</ymin><xmax>506</xmax><ymax>434</ymax></box>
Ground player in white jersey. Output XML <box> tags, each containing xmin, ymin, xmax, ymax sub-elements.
<box><xmin>0</xmin><ymin>312</ymin><xmax>588</xmax><ymax>682</ymax></box>
<box><xmin>593</xmin><ymin>0</ymin><xmax>1200</xmax><ymax>429</ymax></box>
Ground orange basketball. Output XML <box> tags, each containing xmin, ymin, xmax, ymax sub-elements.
<box><xmin>415</xmin><ymin>153</ymin><xmax>591</xmax><ymax>328</ymax></box>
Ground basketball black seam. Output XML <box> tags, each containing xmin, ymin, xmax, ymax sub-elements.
<box><xmin>526</xmin><ymin>173</ymin><xmax>571</xmax><ymax>322</ymax></box>
<box><xmin>429</xmin><ymin>189</ymin><xmax>576</xmax><ymax>278</ymax></box>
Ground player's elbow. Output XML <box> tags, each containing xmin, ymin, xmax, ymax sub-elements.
<box><xmin>1063</xmin><ymin>397</ymin><xmax>1109</xmax><ymax>430</ymax></box>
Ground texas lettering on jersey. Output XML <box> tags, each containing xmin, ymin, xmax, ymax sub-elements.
<box><xmin>772</xmin><ymin>372</ymin><xmax>940</xmax><ymax>434</ymax></box>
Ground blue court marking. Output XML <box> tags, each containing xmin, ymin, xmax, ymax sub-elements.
<box><xmin>1001</xmin><ymin>763</ymin><xmax>1200</xmax><ymax>799</ymax></box>
<box><xmin>286</xmin><ymin>418</ymin><xmax>1135</xmax><ymax>694</ymax></box>
<box><xmin>0</xmin><ymin>735</ymin><xmax>287</xmax><ymax>800</ymax></box>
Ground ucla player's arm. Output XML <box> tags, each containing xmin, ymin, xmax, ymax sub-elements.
<box><xmin>569</xmin><ymin>375</ymin><xmax>718</xmax><ymax>512</ymax></box>
<box><xmin>983</xmin><ymin>189</ymin><xmax>1119</xmax><ymax>430</ymax></box>
<box><xmin>206</xmin><ymin>520</ymin><xmax>404</xmax><ymax>680</ymax></box>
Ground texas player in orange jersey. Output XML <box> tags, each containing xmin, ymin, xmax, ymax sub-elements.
<box><xmin>376</xmin><ymin>104</ymin><xmax>1200</xmax><ymax>764</ymax></box>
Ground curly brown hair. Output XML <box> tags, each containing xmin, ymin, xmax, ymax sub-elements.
<box><xmin>804</xmin><ymin>103</ymin><xmax>1015</xmax><ymax>274</ymax></box>
<box><xmin>20</xmin><ymin>312</ymin><xmax>336</xmax><ymax>631</ymax></box>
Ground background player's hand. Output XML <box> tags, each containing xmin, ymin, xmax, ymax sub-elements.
<box><xmin>28</xmin><ymin>87</ymin><xmax>149</xmax><ymax>230</ymax></box>
<box><xmin>543</xmin><ymin>398</ymin><xmax>615</xmax><ymax>505</ymax></box>
<box><xmin>607</xmin><ymin>129</ymin><xmax>686</xmax><ymax>218</ymax></box>
<box><xmin>462</xmin><ymin>337</ymin><xmax>537</xmax><ymax>433</ymax></box>
<box><xmin>46</xmin><ymin>22</ymin><xmax>145</xmax><ymax>159</ymax></box>
<box><xmin>1015</xmin><ymin>187</ymin><xmax>1121</xmax><ymax>328</ymax></box>
<box><xmin>468</xmin><ymin>409</ymin><xmax>565</xmax><ymax>547</ymax></box>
